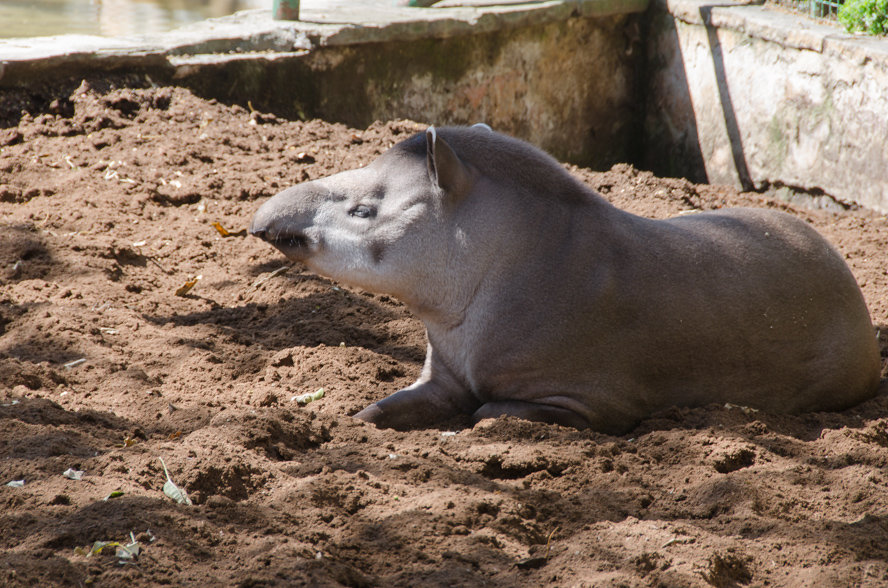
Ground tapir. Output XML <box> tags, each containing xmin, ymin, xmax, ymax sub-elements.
<box><xmin>250</xmin><ymin>125</ymin><xmax>881</xmax><ymax>433</ymax></box>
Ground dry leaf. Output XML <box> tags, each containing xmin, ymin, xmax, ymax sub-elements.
<box><xmin>212</xmin><ymin>222</ymin><xmax>246</xmax><ymax>238</ymax></box>
<box><xmin>159</xmin><ymin>458</ymin><xmax>193</xmax><ymax>505</ymax></box>
<box><xmin>175</xmin><ymin>275</ymin><xmax>202</xmax><ymax>297</ymax></box>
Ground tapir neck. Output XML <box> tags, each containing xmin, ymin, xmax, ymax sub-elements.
<box><xmin>398</xmin><ymin>184</ymin><xmax>619</xmax><ymax>332</ymax></box>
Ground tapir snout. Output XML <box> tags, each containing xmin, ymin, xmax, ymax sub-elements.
<box><xmin>250</xmin><ymin>198</ymin><xmax>305</xmax><ymax>256</ymax></box>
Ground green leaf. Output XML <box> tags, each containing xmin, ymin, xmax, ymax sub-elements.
<box><xmin>292</xmin><ymin>387</ymin><xmax>325</xmax><ymax>405</ymax></box>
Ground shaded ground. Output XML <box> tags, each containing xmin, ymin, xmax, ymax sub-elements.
<box><xmin>1</xmin><ymin>83</ymin><xmax>887</xmax><ymax>587</ymax></box>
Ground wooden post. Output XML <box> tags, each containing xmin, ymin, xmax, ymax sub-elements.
<box><xmin>273</xmin><ymin>0</ymin><xmax>300</xmax><ymax>20</ymax></box>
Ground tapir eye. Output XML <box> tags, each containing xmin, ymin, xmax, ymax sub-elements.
<box><xmin>349</xmin><ymin>205</ymin><xmax>375</xmax><ymax>219</ymax></box>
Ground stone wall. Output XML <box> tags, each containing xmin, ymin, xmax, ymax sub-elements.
<box><xmin>644</xmin><ymin>0</ymin><xmax>888</xmax><ymax>212</ymax></box>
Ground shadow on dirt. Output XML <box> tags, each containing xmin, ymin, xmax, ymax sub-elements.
<box><xmin>143</xmin><ymin>286</ymin><xmax>425</xmax><ymax>367</ymax></box>
<box><xmin>1</xmin><ymin>338</ymin><xmax>86</xmax><ymax>370</ymax></box>
<box><xmin>0</xmin><ymin>224</ymin><xmax>56</xmax><ymax>283</ymax></box>
<box><xmin>272</xmin><ymin>417</ymin><xmax>888</xmax><ymax>583</ymax></box>
<box><xmin>0</xmin><ymin>397</ymin><xmax>137</xmax><ymax>460</ymax></box>
<box><xmin>0</xmin><ymin>553</ymin><xmax>84</xmax><ymax>586</ymax></box>
<box><xmin>0</xmin><ymin>222</ymin><xmax>122</xmax><ymax>296</ymax></box>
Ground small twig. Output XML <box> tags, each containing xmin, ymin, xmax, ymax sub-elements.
<box><xmin>251</xmin><ymin>265</ymin><xmax>290</xmax><ymax>289</ymax></box>
<box><xmin>147</xmin><ymin>256</ymin><xmax>170</xmax><ymax>274</ymax></box>
<box><xmin>544</xmin><ymin>526</ymin><xmax>560</xmax><ymax>560</ymax></box>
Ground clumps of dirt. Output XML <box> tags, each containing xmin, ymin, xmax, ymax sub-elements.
<box><xmin>1</xmin><ymin>82</ymin><xmax>888</xmax><ymax>586</ymax></box>
<box><xmin>711</xmin><ymin>446</ymin><xmax>757</xmax><ymax>474</ymax></box>
<box><xmin>703</xmin><ymin>550</ymin><xmax>754</xmax><ymax>587</ymax></box>
<box><xmin>855</xmin><ymin>419</ymin><xmax>888</xmax><ymax>447</ymax></box>
<box><xmin>206</xmin><ymin>408</ymin><xmax>330</xmax><ymax>460</ymax></box>
<box><xmin>22</xmin><ymin>81</ymin><xmax>172</xmax><ymax>139</ymax></box>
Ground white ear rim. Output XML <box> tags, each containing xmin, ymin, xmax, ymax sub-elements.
<box><xmin>471</xmin><ymin>123</ymin><xmax>493</xmax><ymax>133</ymax></box>
<box><xmin>426</xmin><ymin>126</ymin><xmax>439</xmax><ymax>189</ymax></box>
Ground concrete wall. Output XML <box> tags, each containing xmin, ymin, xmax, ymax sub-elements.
<box><xmin>644</xmin><ymin>0</ymin><xmax>888</xmax><ymax>212</ymax></box>
<box><xmin>175</xmin><ymin>14</ymin><xmax>643</xmax><ymax>168</ymax></box>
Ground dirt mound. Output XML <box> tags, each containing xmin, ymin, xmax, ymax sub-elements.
<box><xmin>1</xmin><ymin>83</ymin><xmax>887</xmax><ymax>586</ymax></box>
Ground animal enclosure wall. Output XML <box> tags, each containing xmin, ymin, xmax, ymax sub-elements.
<box><xmin>173</xmin><ymin>15</ymin><xmax>643</xmax><ymax>170</ymax></box>
<box><xmin>644</xmin><ymin>0</ymin><xmax>888</xmax><ymax>212</ymax></box>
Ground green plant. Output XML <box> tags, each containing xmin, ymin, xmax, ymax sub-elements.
<box><xmin>838</xmin><ymin>0</ymin><xmax>888</xmax><ymax>35</ymax></box>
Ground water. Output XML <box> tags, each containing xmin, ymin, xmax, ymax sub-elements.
<box><xmin>0</xmin><ymin>0</ymin><xmax>268</xmax><ymax>39</ymax></box>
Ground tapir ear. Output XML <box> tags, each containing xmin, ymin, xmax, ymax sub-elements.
<box><xmin>426</xmin><ymin>127</ymin><xmax>472</xmax><ymax>200</ymax></box>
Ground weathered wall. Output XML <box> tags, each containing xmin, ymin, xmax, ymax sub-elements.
<box><xmin>644</xmin><ymin>0</ymin><xmax>888</xmax><ymax>212</ymax></box>
<box><xmin>174</xmin><ymin>15</ymin><xmax>643</xmax><ymax>168</ymax></box>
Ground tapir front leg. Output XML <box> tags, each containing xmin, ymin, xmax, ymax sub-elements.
<box><xmin>354</xmin><ymin>342</ymin><xmax>479</xmax><ymax>430</ymax></box>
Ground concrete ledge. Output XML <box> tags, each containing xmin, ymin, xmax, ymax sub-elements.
<box><xmin>0</xmin><ymin>0</ymin><xmax>647</xmax><ymax>85</ymax></box>
<box><xmin>665</xmin><ymin>0</ymin><xmax>888</xmax><ymax>61</ymax></box>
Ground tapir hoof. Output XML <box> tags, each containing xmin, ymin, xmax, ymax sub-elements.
<box><xmin>353</xmin><ymin>403</ymin><xmax>383</xmax><ymax>424</ymax></box>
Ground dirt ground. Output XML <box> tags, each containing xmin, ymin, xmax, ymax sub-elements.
<box><xmin>1</xmin><ymin>82</ymin><xmax>887</xmax><ymax>587</ymax></box>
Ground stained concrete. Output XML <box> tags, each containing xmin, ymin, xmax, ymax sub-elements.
<box><xmin>645</xmin><ymin>0</ymin><xmax>888</xmax><ymax>212</ymax></box>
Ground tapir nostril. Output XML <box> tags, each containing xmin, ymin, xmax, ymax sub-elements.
<box><xmin>248</xmin><ymin>220</ymin><xmax>267</xmax><ymax>240</ymax></box>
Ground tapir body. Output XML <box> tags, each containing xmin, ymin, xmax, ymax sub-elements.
<box><xmin>250</xmin><ymin>126</ymin><xmax>881</xmax><ymax>433</ymax></box>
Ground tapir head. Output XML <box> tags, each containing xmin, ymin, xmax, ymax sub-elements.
<box><xmin>250</xmin><ymin>126</ymin><xmax>482</xmax><ymax>300</ymax></box>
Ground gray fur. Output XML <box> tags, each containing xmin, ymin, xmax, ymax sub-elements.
<box><xmin>250</xmin><ymin>126</ymin><xmax>881</xmax><ymax>433</ymax></box>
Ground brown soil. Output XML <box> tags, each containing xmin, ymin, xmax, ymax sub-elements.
<box><xmin>1</xmin><ymin>83</ymin><xmax>888</xmax><ymax>587</ymax></box>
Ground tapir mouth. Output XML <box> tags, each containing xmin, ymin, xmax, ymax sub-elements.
<box><xmin>275</xmin><ymin>233</ymin><xmax>309</xmax><ymax>250</ymax></box>
<box><xmin>249</xmin><ymin>224</ymin><xmax>313</xmax><ymax>259</ymax></box>
<box><xmin>269</xmin><ymin>232</ymin><xmax>312</xmax><ymax>259</ymax></box>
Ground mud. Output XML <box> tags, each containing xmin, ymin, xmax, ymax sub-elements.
<box><xmin>1</xmin><ymin>82</ymin><xmax>887</xmax><ymax>586</ymax></box>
